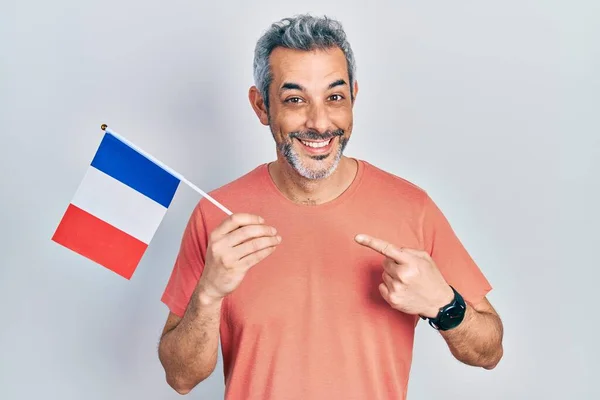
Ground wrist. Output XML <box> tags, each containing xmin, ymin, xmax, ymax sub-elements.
<box><xmin>423</xmin><ymin>285</ymin><xmax>467</xmax><ymax>331</ymax></box>
<box><xmin>424</xmin><ymin>284</ymin><xmax>455</xmax><ymax>319</ymax></box>
<box><xmin>195</xmin><ymin>283</ymin><xmax>224</xmax><ymax>308</ymax></box>
<box><xmin>197</xmin><ymin>291</ymin><xmax>223</xmax><ymax>307</ymax></box>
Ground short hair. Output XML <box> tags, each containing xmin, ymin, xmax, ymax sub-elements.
<box><xmin>253</xmin><ymin>14</ymin><xmax>357</xmax><ymax>109</ymax></box>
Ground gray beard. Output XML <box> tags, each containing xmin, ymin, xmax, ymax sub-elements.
<box><xmin>275</xmin><ymin>129</ymin><xmax>349</xmax><ymax>180</ymax></box>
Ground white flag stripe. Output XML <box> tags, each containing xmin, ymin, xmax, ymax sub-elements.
<box><xmin>71</xmin><ymin>166</ymin><xmax>168</xmax><ymax>244</ymax></box>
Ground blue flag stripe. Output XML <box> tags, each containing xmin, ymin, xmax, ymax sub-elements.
<box><xmin>90</xmin><ymin>133</ymin><xmax>180</xmax><ymax>208</ymax></box>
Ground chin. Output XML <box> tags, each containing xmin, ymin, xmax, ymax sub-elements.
<box><xmin>288</xmin><ymin>145</ymin><xmax>346</xmax><ymax>181</ymax></box>
<box><xmin>276</xmin><ymin>134</ymin><xmax>349</xmax><ymax>180</ymax></box>
<box><xmin>293</xmin><ymin>159</ymin><xmax>339</xmax><ymax>180</ymax></box>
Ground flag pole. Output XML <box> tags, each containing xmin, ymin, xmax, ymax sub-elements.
<box><xmin>100</xmin><ymin>124</ymin><xmax>233</xmax><ymax>216</ymax></box>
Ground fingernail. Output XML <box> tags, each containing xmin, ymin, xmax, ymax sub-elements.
<box><xmin>355</xmin><ymin>234</ymin><xmax>364</xmax><ymax>242</ymax></box>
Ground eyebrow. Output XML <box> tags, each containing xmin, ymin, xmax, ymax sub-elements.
<box><xmin>279</xmin><ymin>79</ymin><xmax>348</xmax><ymax>94</ymax></box>
<box><xmin>327</xmin><ymin>79</ymin><xmax>347</xmax><ymax>90</ymax></box>
<box><xmin>280</xmin><ymin>82</ymin><xmax>305</xmax><ymax>93</ymax></box>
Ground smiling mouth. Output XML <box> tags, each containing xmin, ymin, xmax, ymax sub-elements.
<box><xmin>299</xmin><ymin>138</ymin><xmax>333</xmax><ymax>149</ymax></box>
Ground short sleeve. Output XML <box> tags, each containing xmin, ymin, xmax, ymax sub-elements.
<box><xmin>420</xmin><ymin>194</ymin><xmax>492</xmax><ymax>306</ymax></box>
<box><xmin>161</xmin><ymin>201</ymin><xmax>208</xmax><ymax>317</ymax></box>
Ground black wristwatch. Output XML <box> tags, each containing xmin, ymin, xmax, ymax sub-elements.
<box><xmin>421</xmin><ymin>286</ymin><xmax>466</xmax><ymax>331</ymax></box>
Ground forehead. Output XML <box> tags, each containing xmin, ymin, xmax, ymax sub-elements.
<box><xmin>269</xmin><ymin>46</ymin><xmax>349</xmax><ymax>86</ymax></box>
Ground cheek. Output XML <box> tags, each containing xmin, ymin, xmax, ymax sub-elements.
<box><xmin>275</xmin><ymin>110</ymin><xmax>308</xmax><ymax>133</ymax></box>
<box><xmin>329</xmin><ymin>107</ymin><xmax>353</xmax><ymax>129</ymax></box>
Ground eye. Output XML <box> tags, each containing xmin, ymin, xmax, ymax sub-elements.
<box><xmin>329</xmin><ymin>94</ymin><xmax>344</xmax><ymax>101</ymax></box>
<box><xmin>284</xmin><ymin>97</ymin><xmax>304</xmax><ymax>104</ymax></box>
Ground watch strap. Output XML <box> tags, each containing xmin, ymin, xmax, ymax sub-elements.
<box><xmin>423</xmin><ymin>286</ymin><xmax>466</xmax><ymax>331</ymax></box>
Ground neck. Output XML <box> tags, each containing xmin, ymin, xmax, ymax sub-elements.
<box><xmin>268</xmin><ymin>156</ymin><xmax>358</xmax><ymax>205</ymax></box>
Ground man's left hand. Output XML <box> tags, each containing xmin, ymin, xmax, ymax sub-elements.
<box><xmin>354</xmin><ymin>234</ymin><xmax>454</xmax><ymax>318</ymax></box>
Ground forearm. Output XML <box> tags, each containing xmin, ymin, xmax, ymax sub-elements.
<box><xmin>440</xmin><ymin>304</ymin><xmax>503</xmax><ymax>369</ymax></box>
<box><xmin>158</xmin><ymin>289</ymin><xmax>222</xmax><ymax>393</ymax></box>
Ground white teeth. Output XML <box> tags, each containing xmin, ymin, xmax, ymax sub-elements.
<box><xmin>300</xmin><ymin>139</ymin><xmax>331</xmax><ymax>148</ymax></box>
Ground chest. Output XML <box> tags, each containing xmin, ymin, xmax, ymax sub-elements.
<box><xmin>222</xmin><ymin>211</ymin><xmax>422</xmax><ymax>333</ymax></box>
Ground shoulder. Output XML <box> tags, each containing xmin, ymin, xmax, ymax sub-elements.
<box><xmin>359</xmin><ymin>159</ymin><xmax>431</xmax><ymax>207</ymax></box>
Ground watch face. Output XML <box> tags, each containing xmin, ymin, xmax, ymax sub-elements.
<box><xmin>439</xmin><ymin>304</ymin><xmax>466</xmax><ymax>329</ymax></box>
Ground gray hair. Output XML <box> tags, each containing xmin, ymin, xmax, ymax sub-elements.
<box><xmin>253</xmin><ymin>14</ymin><xmax>357</xmax><ymax>109</ymax></box>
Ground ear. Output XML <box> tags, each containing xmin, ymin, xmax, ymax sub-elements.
<box><xmin>248</xmin><ymin>86</ymin><xmax>269</xmax><ymax>126</ymax></box>
<box><xmin>352</xmin><ymin>80</ymin><xmax>359</xmax><ymax>105</ymax></box>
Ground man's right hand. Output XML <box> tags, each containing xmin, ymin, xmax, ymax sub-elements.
<box><xmin>196</xmin><ymin>213</ymin><xmax>281</xmax><ymax>304</ymax></box>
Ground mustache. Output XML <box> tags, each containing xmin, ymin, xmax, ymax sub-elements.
<box><xmin>289</xmin><ymin>129</ymin><xmax>344</xmax><ymax>141</ymax></box>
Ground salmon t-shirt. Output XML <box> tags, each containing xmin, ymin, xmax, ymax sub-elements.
<box><xmin>161</xmin><ymin>159</ymin><xmax>492</xmax><ymax>400</ymax></box>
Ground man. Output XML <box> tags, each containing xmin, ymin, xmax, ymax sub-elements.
<box><xmin>158</xmin><ymin>14</ymin><xmax>503</xmax><ymax>399</ymax></box>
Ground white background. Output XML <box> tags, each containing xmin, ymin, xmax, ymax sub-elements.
<box><xmin>1</xmin><ymin>0</ymin><xmax>598</xmax><ymax>399</ymax></box>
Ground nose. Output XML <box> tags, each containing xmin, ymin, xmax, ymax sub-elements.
<box><xmin>305</xmin><ymin>102</ymin><xmax>332</xmax><ymax>134</ymax></box>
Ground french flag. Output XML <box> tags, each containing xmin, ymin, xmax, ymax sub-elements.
<box><xmin>52</xmin><ymin>130</ymin><xmax>181</xmax><ymax>279</ymax></box>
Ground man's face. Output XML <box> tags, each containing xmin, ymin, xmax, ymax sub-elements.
<box><xmin>261</xmin><ymin>46</ymin><xmax>356</xmax><ymax>180</ymax></box>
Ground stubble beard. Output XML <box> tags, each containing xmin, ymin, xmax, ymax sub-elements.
<box><xmin>273</xmin><ymin>128</ymin><xmax>349</xmax><ymax>180</ymax></box>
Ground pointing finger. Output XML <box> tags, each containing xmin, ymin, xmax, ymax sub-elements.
<box><xmin>400</xmin><ymin>248</ymin><xmax>431</xmax><ymax>260</ymax></box>
<box><xmin>354</xmin><ymin>234</ymin><xmax>411</xmax><ymax>264</ymax></box>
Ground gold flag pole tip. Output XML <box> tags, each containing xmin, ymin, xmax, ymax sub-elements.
<box><xmin>101</xmin><ymin>124</ymin><xmax>108</xmax><ymax>131</ymax></box>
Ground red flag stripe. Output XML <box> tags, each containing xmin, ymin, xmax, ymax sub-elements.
<box><xmin>52</xmin><ymin>204</ymin><xmax>148</xmax><ymax>279</ymax></box>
